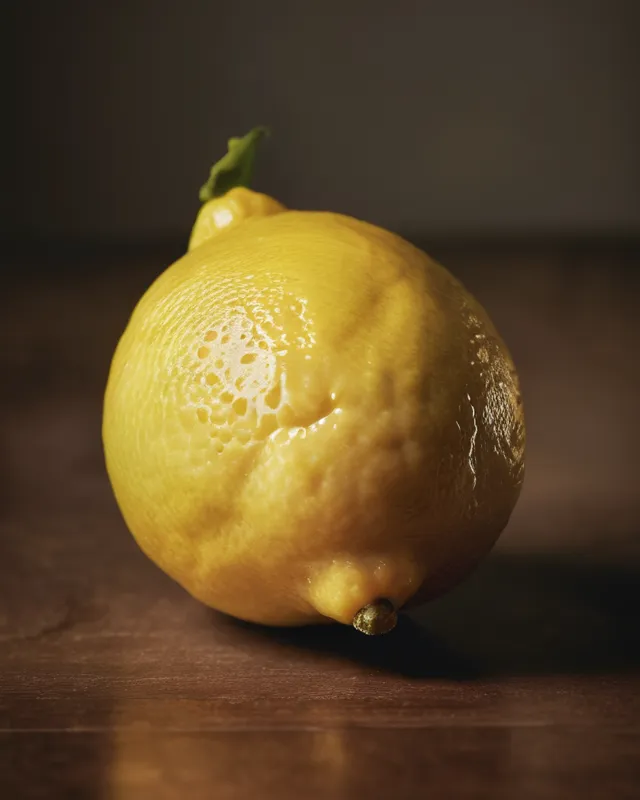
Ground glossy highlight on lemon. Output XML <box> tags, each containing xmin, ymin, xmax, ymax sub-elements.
<box><xmin>103</xmin><ymin>131</ymin><xmax>525</xmax><ymax>632</ymax></box>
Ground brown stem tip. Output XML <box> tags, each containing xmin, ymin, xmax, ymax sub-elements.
<box><xmin>352</xmin><ymin>599</ymin><xmax>398</xmax><ymax>635</ymax></box>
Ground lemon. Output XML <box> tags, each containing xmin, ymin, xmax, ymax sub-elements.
<box><xmin>103</xmin><ymin>129</ymin><xmax>525</xmax><ymax>633</ymax></box>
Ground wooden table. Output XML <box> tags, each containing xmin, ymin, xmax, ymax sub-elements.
<box><xmin>1</xmin><ymin>242</ymin><xmax>639</xmax><ymax>798</ymax></box>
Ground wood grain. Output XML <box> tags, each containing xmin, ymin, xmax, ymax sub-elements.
<box><xmin>1</xmin><ymin>244</ymin><xmax>639</xmax><ymax>798</ymax></box>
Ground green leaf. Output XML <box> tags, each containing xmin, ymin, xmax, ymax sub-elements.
<box><xmin>198</xmin><ymin>126</ymin><xmax>269</xmax><ymax>203</ymax></box>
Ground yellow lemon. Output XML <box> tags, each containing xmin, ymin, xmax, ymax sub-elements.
<box><xmin>103</xmin><ymin>129</ymin><xmax>525</xmax><ymax>634</ymax></box>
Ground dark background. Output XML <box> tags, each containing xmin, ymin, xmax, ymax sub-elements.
<box><xmin>2</xmin><ymin>3</ymin><xmax>640</xmax><ymax>797</ymax></box>
<box><xmin>5</xmin><ymin>0</ymin><xmax>640</xmax><ymax>243</ymax></box>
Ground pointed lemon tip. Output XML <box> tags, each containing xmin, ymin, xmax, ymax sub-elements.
<box><xmin>306</xmin><ymin>557</ymin><xmax>419</xmax><ymax>627</ymax></box>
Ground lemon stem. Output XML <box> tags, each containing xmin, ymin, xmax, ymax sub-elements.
<box><xmin>352</xmin><ymin>599</ymin><xmax>397</xmax><ymax>635</ymax></box>
<box><xmin>198</xmin><ymin>127</ymin><xmax>269</xmax><ymax>203</ymax></box>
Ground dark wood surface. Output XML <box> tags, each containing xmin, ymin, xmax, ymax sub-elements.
<box><xmin>1</xmin><ymin>244</ymin><xmax>639</xmax><ymax>799</ymax></box>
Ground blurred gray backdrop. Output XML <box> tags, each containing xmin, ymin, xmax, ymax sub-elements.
<box><xmin>7</xmin><ymin>0</ymin><xmax>640</xmax><ymax>241</ymax></box>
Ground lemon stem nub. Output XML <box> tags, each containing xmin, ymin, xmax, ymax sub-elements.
<box><xmin>199</xmin><ymin>127</ymin><xmax>269</xmax><ymax>203</ymax></box>
<box><xmin>352</xmin><ymin>599</ymin><xmax>397</xmax><ymax>635</ymax></box>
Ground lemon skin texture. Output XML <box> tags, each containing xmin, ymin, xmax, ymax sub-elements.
<box><xmin>103</xmin><ymin>204</ymin><xmax>525</xmax><ymax>627</ymax></box>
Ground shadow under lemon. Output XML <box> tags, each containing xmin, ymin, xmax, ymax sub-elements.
<box><xmin>209</xmin><ymin>552</ymin><xmax>640</xmax><ymax>680</ymax></box>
